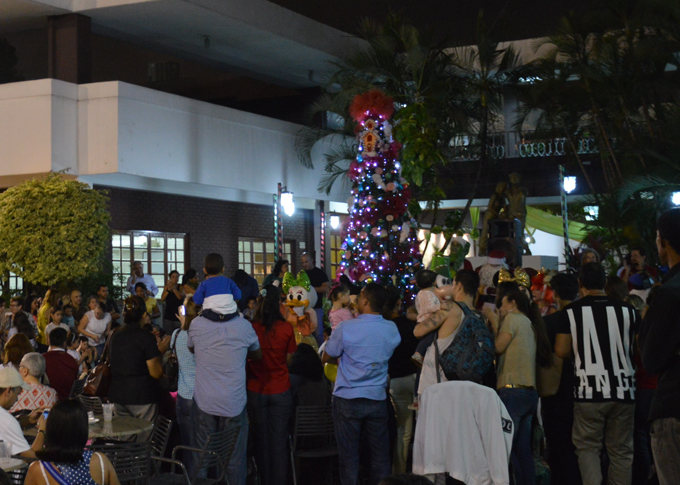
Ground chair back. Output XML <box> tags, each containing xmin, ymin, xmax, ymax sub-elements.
<box><xmin>291</xmin><ymin>405</ymin><xmax>335</xmax><ymax>451</ymax></box>
<box><xmin>149</xmin><ymin>415</ymin><xmax>173</xmax><ymax>458</ymax></box>
<box><xmin>193</xmin><ymin>428</ymin><xmax>239</xmax><ymax>483</ymax></box>
<box><xmin>70</xmin><ymin>378</ymin><xmax>86</xmax><ymax>399</ymax></box>
<box><xmin>89</xmin><ymin>441</ymin><xmax>150</xmax><ymax>485</ymax></box>
<box><xmin>5</xmin><ymin>467</ymin><xmax>27</xmax><ymax>485</ymax></box>
<box><xmin>78</xmin><ymin>394</ymin><xmax>103</xmax><ymax>415</ymax></box>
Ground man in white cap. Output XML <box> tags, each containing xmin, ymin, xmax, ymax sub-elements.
<box><xmin>0</xmin><ymin>367</ymin><xmax>47</xmax><ymax>458</ymax></box>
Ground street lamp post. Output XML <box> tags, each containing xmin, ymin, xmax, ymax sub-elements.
<box><xmin>274</xmin><ymin>183</ymin><xmax>284</xmax><ymax>261</ymax></box>
<box><xmin>559</xmin><ymin>165</ymin><xmax>575</xmax><ymax>261</ymax></box>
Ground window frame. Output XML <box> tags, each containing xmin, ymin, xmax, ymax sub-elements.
<box><xmin>111</xmin><ymin>230</ymin><xmax>189</xmax><ymax>295</ymax></box>
<box><xmin>238</xmin><ymin>237</ymin><xmax>294</xmax><ymax>287</ymax></box>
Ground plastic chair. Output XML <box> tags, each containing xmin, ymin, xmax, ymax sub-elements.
<box><xmin>89</xmin><ymin>441</ymin><xmax>150</xmax><ymax>485</ymax></box>
<box><xmin>149</xmin><ymin>415</ymin><xmax>173</xmax><ymax>473</ymax></box>
<box><xmin>149</xmin><ymin>428</ymin><xmax>239</xmax><ymax>485</ymax></box>
<box><xmin>289</xmin><ymin>405</ymin><xmax>338</xmax><ymax>485</ymax></box>
<box><xmin>5</xmin><ymin>467</ymin><xmax>28</xmax><ymax>485</ymax></box>
<box><xmin>78</xmin><ymin>395</ymin><xmax>104</xmax><ymax>415</ymax></box>
<box><xmin>69</xmin><ymin>378</ymin><xmax>86</xmax><ymax>399</ymax></box>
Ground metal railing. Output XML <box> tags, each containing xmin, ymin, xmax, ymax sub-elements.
<box><xmin>446</xmin><ymin>131</ymin><xmax>602</xmax><ymax>161</ymax></box>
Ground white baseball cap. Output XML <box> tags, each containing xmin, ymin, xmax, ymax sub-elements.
<box><xmin>0</xmin><ymin>367</ymin><xmax>31</xmax><ymax>391</ymax></box>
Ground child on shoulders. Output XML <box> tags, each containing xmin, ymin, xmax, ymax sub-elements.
<box><xmin>192</xmin><ymin>253</ymin><xmax>242</xmax><ymax>322</ymax></box>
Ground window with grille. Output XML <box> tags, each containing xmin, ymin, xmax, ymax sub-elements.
<box><xmin>1</xmin><ymin>272</ymin><xmax>24</xmax><ymax>295</ymax></box>
<box><xmin>112</xmin><ymin>231</ymin><xmax>188</xmax><ymax>295</ymax></box>
<box><xmin>238</xmin><ymin>238</ymin><xmax>293</xmax><ymax>287</ymax></box>
<box><xmin>330</xmin><ymin>234</ymin><xmax>345</xmax><ymax>280</ymax></box>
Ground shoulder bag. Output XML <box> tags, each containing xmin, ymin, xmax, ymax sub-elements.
<box><xmin>160</xmin><ymin>330</ymin><xmax>180</xmax><ymax>392</ymax></box>
<box><xmin>83</xmin><ymin>329</ymin><xmax>117</xmax><ymax>397</ymax></box>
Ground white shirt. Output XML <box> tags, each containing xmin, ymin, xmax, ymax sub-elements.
<box><xmin>82</xmin><ymin>311</ymin><xmax>111</xmax><ymax>346</ymax></box>
<box><xmin>413</xmin><ymin>381</ymin><xmax>513</xmax><ymax>485</ymax></box>
<box><xmin>126</xmin><ymin>273</ymin><xmax>159</xmax><ymax>296</ymax></box>
<box><xmin>67</xmin><ymin>349</ymin><xmax>83</xmax><ymax>374</ymax></box>
<box><xmin>0</xmin><ymin>405</ymin><xmax>31</xmax><ymax>455</ymax></box>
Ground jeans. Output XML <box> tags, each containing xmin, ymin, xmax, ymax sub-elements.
<box><xmin>389</xmin><ymin>374</ymin><xmax>416</xmax><ymax>474</ymax></box>
<box><xmin>247</xmin><ymin>389</ymin><xmax>292</xmax><ymax>485</ymax></box>
<box><xmin>191</xmin><ymin>401</ymin><xmax>249</xmax><ymax>485</ymax></box>
<box><xmin>332</xmin><ymin>396</ymin><xmax>391</xmax><ymax>485</ymax></box>
<box><xmin>572</xmin><ymin>401</ymin><xmax>634</xmax><ymax>485</ymax></box>
<box><xmin>497</xmin><ymin>388</ymin><xmax>538</xmax><ymax>485</ymax></box>
<box><xmin>651</xmin><ymin>417</ymin><xmax>680</xmax><ymax>485</ymax></box>
<box><xmin>314</xmin><ymin>308</ymin><xmax>324</xmax><ymax>345</ymax></box>
<box><xmin>176</xmin><ymin>395</ymin><xmax>196</xmax><ymax>477</ymax></box>
<box><xmin>633</xmin><ymin>388</ymin><xmax>655</xmax><ymax>485</ymax></box>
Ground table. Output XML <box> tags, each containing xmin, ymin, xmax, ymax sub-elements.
<box><xmin>1</xmin><ymin>458</ymin><xmax>28</xmax><ymax>472</ymax></box>
<box><xmin>25</xmin><ymin>416</ymin><xmax>153</xmax><ymax>440</ymax></box>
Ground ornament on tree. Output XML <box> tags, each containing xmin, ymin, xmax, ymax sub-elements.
<box><xmin>337</xmin><ymin>90</ymin><xmax>421</xmax><ymax>302</ymax></box>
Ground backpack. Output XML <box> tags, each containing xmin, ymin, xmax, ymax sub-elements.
<box><xmin>434</xmin><ymin>301</ymin><xmax>495</xmax><ymax>383</ymax></box>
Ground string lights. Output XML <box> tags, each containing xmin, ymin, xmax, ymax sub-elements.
<box><xmin>338</xmin><ymin>90</ymin><xmax>422</xmax><ymax>301</ymax></box>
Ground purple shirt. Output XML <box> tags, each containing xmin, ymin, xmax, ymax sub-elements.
<box><xmin>325</xmin><ymin>313</ymin><xmax>401</xmax><ymax>401</ymax></box>
<box><xmin>187</xmin><ymin>315</ymin><xmax>260</xmax><ymax>417</ymax></box>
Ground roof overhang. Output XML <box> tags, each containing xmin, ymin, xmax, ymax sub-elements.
<box><xmin>0</xmin><ymin>0</ymin><xmax>367</xmax><ymax>88</ymax></box>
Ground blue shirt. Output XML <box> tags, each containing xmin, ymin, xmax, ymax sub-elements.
<box><xmin>325</xmin><ymin>313</ymin><xmax>401</xmax><ymax>401</ymax></box>
<box><xmin>193</xmin><ymin>276</ymin><xmax>242</xmax><ymax>314</ymax></box>
<box><xmin>187</xmin><ymin>315</ymin><xmax>260</xmax><ymax>417</ymax></box>
<box><xmin>172</xmin><ymin>329</ymin><xmax>196</xmax><ymax>400</ymax></box>
<box><xmin>193</xmin><ymin>276</ymin><xmax>242</xmax><ymax>304</ymax></box>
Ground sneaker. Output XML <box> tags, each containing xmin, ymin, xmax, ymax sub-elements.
<box><xmin>410</xmin><ymin>353</ymin><xmax>423</xmax><ymax>369</ymax></box>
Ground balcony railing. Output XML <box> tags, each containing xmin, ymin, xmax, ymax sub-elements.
<box><xmin>446</xmin><ymin>131</ymin><xmax>602</xmax><ymax>161</ymax></box>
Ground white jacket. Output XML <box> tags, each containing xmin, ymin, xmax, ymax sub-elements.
<box><xmin>413</xmin><ymin>381</ymin><xmax>514</xmax><ymax>485</ymax></box>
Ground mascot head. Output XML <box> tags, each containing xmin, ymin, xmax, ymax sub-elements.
<box><xmin>282</xmin><ymin>271</ymin><xmax>317</xmax><ymax>317</ymax></box>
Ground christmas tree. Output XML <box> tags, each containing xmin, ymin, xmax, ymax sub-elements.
<box><xmin>338</xmin><ymin>90</ymin><xmax>421</xmax><ymax>301</ymax></box>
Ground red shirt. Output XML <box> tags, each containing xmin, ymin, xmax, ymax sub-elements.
<box><xmin>42</xmin><ymin>349</ymin><xmax>79</xmax><ymax>401</ymax></box>
<box><xmin>247</xmin><ymin>320</ymin><xmax>297</xmax><ymax>395</ymax></box>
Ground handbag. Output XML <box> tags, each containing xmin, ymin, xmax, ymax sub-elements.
<box><xmin>83</xmin><ymin>329</ymin><xmax>116</xmax><ymax>397</ymax></box>
<box><xmin>160</xmin><ymin>330</ymin><xmax>180</xmax><ymax>392</ymax></box>
<box><xmin>536</xmin><ymin>353</ymin><xmax>563</xmax><ymax>398</ymax></box>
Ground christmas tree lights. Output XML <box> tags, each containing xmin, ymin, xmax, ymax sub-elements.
<box><xmin>338</xmin><ymin>90</ymin><xmax>422</xmax><ymax>301</ymax></box>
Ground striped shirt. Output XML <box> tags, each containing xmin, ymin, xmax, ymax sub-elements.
<box><xmin>172</xmin><ymin>329</ymin><xmax>196</xmax><ymax>400</ymax></box>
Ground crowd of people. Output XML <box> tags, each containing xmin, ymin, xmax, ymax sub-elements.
<box><xmin>0</xmin><ymin>209</ymin><xmax>678</xmax><ymax>485</ymax></box>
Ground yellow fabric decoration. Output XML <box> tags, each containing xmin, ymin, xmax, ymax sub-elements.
<box><xmin>525</xmin><ymin>206</ymin><xmax>588</xmax><ymax>242</ymax></box>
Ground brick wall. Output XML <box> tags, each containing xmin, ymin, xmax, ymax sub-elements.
<box><xmin>100</xmin><ymin>186</ymin><xmax>315</xmax><ymax>276</ymax></box>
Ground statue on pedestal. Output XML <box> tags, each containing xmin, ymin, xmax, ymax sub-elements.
<box><xmin>478</xmin><ymin>182</ymin><xmax>507</xmax><ymax>256</ymax></box>
<box><xmin>478</xmin><ymin>173</ymin><xmax>531</xmax><ymax>257</ymax></box>
<box><xmin>505</xmin><ymin>172</ymin><xmax>530</xmax><ymax>255</ymax></box>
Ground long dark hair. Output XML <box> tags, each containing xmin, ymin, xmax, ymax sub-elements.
<box><xmin>37</xmin><ymin>399</ymin><xmax>89</xmax><ymax>463</ymax></box>
<box><xmin>288</xmin><ymin>343</ymin><xmax>324</xmax><ymax>381</ymax></box>
<box><xmin>495</xmin><ymin>281</ymin><xmax>520</xmax><ymax>308</ymax></box>
<box><xmin>254</xmin><ymin>285</ymin><xmax>284</xmax><ymax>331</ymax></box>
<box><xmin>504</xmin><ymin>290</ymin><xmax>553</xmax><ymax>369</ymax></box>
<box><xmin>271</xmin><ymin>259</ymin><xmax>289</xmax><ymax>278</ymax></box>
<box><xmin>123</xmin><ymin>295</ymin><xmax>146</xmax><ymax>325</ymax></box>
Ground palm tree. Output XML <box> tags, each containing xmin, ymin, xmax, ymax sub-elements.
<box><xmin>297</xmin><ymin>12</ymin><xmax>523</xmax><ymax>253</ymax></box>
